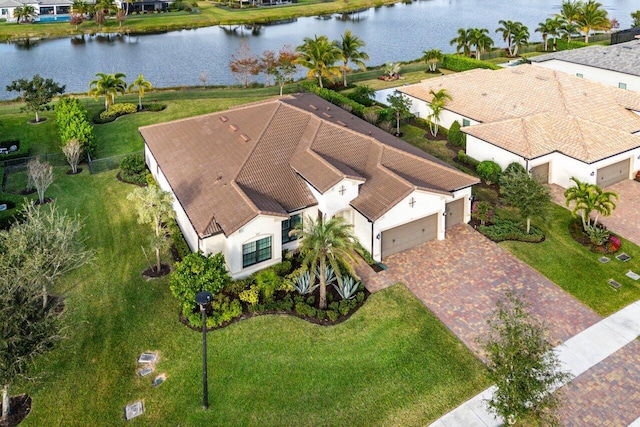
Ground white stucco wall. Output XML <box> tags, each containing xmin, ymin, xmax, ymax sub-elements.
<box><xmin>306</xmin><ymin>178</ymin><xmax>362</xmax><ymax>218</ymax></box>
<box><xmin>466</xmin><ymin>136</ymin><xmax>522</xmax><ymax>169</ymax></box>
<box><xmin>532</xmin><ymin>60</ymin><xmax>640</xmax><ymax>93</ymax></box>
<box><xmin>402</xmin><ymin>93</ymin><xmax>481</xmax><ymax>128</ymax></box>
<box><xmin>353</xmin><ymin>208</ymin><xmax>374</xmax><ymax>255</ymax></box>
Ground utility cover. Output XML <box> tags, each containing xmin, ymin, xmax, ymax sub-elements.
<box><xmin>125</xmin><ymin>401</ymin><xmax>144</xmax><ymax>420</ymax></box>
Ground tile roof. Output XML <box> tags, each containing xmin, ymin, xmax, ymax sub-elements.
<box><xmin>140</xmin><ymin>94</ymin><xmax>478</xmax><ymax>237</ymax></box>
<box><xmin>530</xmin><ymin>39</ymin><xmax>640</xmax><ymax>77</ymax></box>
<box><xmin>398</xmin><ymin>65</ymin><xmax>640</xmax><ymax>162</ymax></box>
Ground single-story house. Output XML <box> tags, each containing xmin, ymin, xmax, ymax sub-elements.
<box><xmin>140</xmin><ymin>93</ymin><xmax>478</xmax><ymax>278</ymax></box>
<box><xmin>0</xmin><ymin>0</ymin><xmax>72</xmax><ymax>22</ymax></box>
<box><xmin>398</xmin><ymin>64</ymin><xmax>640</xmax><ymax>189</ymax></box>
<box><xmin>530</xmin><ymin>39</ymin><xmax>640</xmax><ymax>93</ymax></box>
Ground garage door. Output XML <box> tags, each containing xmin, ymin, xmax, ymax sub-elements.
<box><xmin>596</xmin><ymin>159</ymin><xmax>630</xmax><ymax>187</ymax></box>
<box><xmin>381</xmin><ymin>214</ymin><xmax>437</xmax><ymax>258</ymax></box>
<box><xmin>445</xmin><ymin>198</ymin><xmax>465</xmax><ymax>230</ymax></box>
<box><xmin>531</xmin><ymin>163</ymin><xmax>549</xmax><ymax>184</ymax></box>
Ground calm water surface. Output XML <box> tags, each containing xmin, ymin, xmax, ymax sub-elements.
<box><xmin>0</xmin><ymin>0</ymin><xmax>637</xmax><ymax>99</ymax></box>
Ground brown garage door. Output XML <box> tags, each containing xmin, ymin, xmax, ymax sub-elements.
<box><xmin>445</xmin><ymin>198</ymin><xmax>465</xmax><ymax>230</ymax></box>
<box><xmin>597</xmin><ymin>159</ymin><xmax>630</xmax><ymax>187</ymax></box>
<box><xmin>381</xmin><ymin>214</ymin><xmax>437</xmax><ymax>258</ymax></box>
<box><xmin>531</xmin><ymin>163</ymin><xmax>549</xmax><ymax>184</ymax></box>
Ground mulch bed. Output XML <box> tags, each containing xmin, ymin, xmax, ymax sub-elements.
<box><xmin>568</xmin><ymin>220</ymin><xmax>620</xmax><ymax>254</ymax></box>
<box><xmin>18</xmin><ymin>189</ymin><xmax>36</xmax><ymax>196</ymax></box>
<box><xmin>142</xmin><ymin>263</ymin><xmax>171</xmax><ymax>279</ymax></box>
<box><xmin>33</xmin><ymin>198</ymin><xmax>54</xmax><ymax>206</ymax></box>
<box><xmin>65</xmin><ymin>168</ymin><xmax>83</xmax><ymax>175</ymax></box>
<box><xmin>28</xmin><ymin>118</ymin><xmax>47</xmax><ymax>124</ymax></box>
<box><xmin>0</xmin><ymin>394</ymin><xmax>32</xmax><ymax>427</ymax></box>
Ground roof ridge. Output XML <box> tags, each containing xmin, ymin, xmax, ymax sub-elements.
<box><xmin>552</xmin><ymin>70</ymin><xmax>572</xmax><ymax>117</ymax></box>
<box><xmin>570</xmin><ymin>116</ymin><xmax>592</xmax><ymax>162</ymax></box>
<box><xmin>519</xmin><ymin>117</ymin><xmax>533</xmax><ymax>158</ymax></box>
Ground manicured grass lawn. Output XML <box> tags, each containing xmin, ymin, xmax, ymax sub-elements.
<box><xmin>11</xmin><ymin>168</ymin><xmax>488</xmax><ymax>426</ymax></box>
<box><xmin>500</xmin><ymin>203</ymin><xmax>640</xmax><ymax>316</ymax></box>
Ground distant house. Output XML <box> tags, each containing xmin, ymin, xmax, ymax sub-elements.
<box><xmin>530</xmin><ymin>39</ymin><xmax>640</xmax><ymax>92</ymax></box>
<box><xmin>398</xmin><ymin>65</ymin><xmax>640</xmax><ymax>189</ymax></box>
<box><xmin>140</xmin><ymin>93</ymin><xmax>478</xmax><ymax>278</ymax></box>
<box><xmin>0</xmin><ymin>0</ymin><xmax>72</xmax><ymax>22</ymax></box>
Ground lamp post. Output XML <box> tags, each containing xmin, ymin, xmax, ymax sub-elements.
<box><xmin>195</xmin><ymin>291</ymin><xmax>213</xmax><ymax>410</ymax></box>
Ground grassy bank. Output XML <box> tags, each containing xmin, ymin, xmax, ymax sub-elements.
<box><xmin>0</xmin><ymin>0</ymin><xmax>399</xmax><ymax>42</ymax></box>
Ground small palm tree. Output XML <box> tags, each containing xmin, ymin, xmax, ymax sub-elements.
<box><xmin>427</xmin><ymin>88</ymin><xmax>452</xmax><ymax>137</ymax></box>
<box><xmin>335</xmin><ymin>30</ymin><xmax>369</xmax><ymax>87</ymax></box>
<box><xmin>495</xmin><ymin>20</ymin><xmax>519</xmax><ymax>56</ymax></box>
<box><xmin>383</xmin><ymin>61</ymin><xmax>401</xmax><ymax>79</ymax></box>
<box><xmin>576</xmin><ymin>0</ymin><xmax>609</xmax><ymax>43</ymax></box>
<box><xmin>469</xmin><ymin>28</ymin><xmax>493</xmax><ymax>60</ymax></box>
<box><xmin>88</xmin><ymin>72</ymin><xmax>127</xmax><ymax>111</ymax></box>
<box><xmin>564</xmin><ymin>177</ymin><xmax>594</xmax><ymax>230</ymax></box>
<box><xmin>422</xmin><ymin>49</ymin><xmax>443</xmax><ymax>72</ymax></box>
<box><xmin>13</xmin><ymin>5</ymin><xmax>37</xmax><ymax>23</ymax></box>
<box><xmin>294</xmin><ymin>215</ymin><xmax>359</xmax><ymax>310</ymax></box>
<box><xmin>558</xmin><ymin>0</ymin><xmax>583</xmax><ymax>42</ymax></box>
<box><xmin>536</xmin><ymin>18</ymin><xmax>561</xmax><ymax>51</ymax></box>
<box><xmin>295</xmin><ymin>35</ymin><xmax>341</xmax><ymax>88</ymax></box>
<box><xmin>450</xmin><ymin>28</ymin><xmax>473</xmax><ymax>57</ymax></box>
<box><xmin>128</xmin><ymin>74</ymin><xmax>152</xmax><ymax>111</ymax></box>
<box><xmin>511</xmin><ymin>25</ymin><xmax>529</xmax><ymax>56</ymax></box>
<box><xmin>591</xmin><ymin>185</ymin><xmax>618</xmax><ymax>225</ymax></box>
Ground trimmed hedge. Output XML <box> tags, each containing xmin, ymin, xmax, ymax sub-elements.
<box><xmin>119</xmin><ymin>153</ymin><xmax>147</xmax><ymax>185</ymax></box>
<box><xmin>479</xmin><ymin>219</ymin><xmax>544</xmax><ymax>243</ymax></box>
<box><xmin>447</xmin><ymin>120</ymin><xmax>465</xmax><ymax>147</ymax></box>
<box><xmin>99</xmin><ymin>103</ymin><xmax>137</xmax><ymax>121</ymax></box>
<box><xmin>301</xmin><ymin>82</ymin><xmax>366</xmax><ymax>118</ymax></box>
<box><xmin>476</xmin><ymin>160</ymin><xmax>502</xmax><ymax>184</ymax></box>
<box><xmin>457</xmin><ymin>150</ymin><xmax>479</xmax><ymax>167</ymax></box>
<box><xmin>442</xmin><ymin>54</ymin><xmax>501</xmax><ymax>72</ymax></box>
<box><xmin>55</xmin><ymin>97</ymin><xmax>96</xmax><ymax>157</ymax></box>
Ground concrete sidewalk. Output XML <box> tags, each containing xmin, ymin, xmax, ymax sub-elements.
<box><xmin>430</xmin><ymin>299</ymin><xmax>640</xmax><ymax>427</ymax></box>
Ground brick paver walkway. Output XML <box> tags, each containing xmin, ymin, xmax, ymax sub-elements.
<box><xmin>559</xmin><ymin>339</ymin><xmax>640</xmax><ymax>426</ymax></box>
<box><xmin>550</xmin><ymin>180</ymin><xmax>640</xmax><ymax>246</ymax></box>
<box><xmin>376</xmin><ymin>224</ymin><xmax>601</xmax><ymax>356</ymax></box>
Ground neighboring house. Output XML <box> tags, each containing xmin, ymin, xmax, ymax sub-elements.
<box><xmin>140</xmin><ymin>93</ymin><xmax>478</xmax><ymax>278</ymax></box>
<box><xmin>0</xmin><ymin>0</ymin><xmax>71</xmax><ymax>22</ymax></box>
<box><xmin>530</xmin><ymin>39</ymin><xmax>640</xmax><ymax>92</ymax></box>
<box><xmin>398</xmin><ymin>64</ymin><xmax>640</xmax><ymax>189</ymax></box>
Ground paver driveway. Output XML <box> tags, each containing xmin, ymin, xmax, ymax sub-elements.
<box><xmin>373</xmin><ymin>224</ymin><xmax>601</xmax><ymax>357</ymax></box>
<box><xmin>550</xmin><ymin>180</ymin><xmax>640</xmax><ymax>246</ymax></box>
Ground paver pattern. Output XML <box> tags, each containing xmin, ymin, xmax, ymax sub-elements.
<box><xmin>550</xmin><ymin>180</ymin><xmax>640</xmax><ymax>246</ymax></box>
<box><xmin>377</xmin><ymin>224</ymin><xmax>601</xmax><ymax>356</ymax></box>
<box><xmin>559</xmin><ymin>339</ymin><xmax>640</xmax><ymax>426</ymax></box>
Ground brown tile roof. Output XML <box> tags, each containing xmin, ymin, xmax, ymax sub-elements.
<box><xmin>398</xmin><ymin>65</ymin><xmax>640</xmax><ymax>162</ymax></box>
<box><xmin>140</xmin><ymin>94</ymin><xmax>478</xmax><ymax>237</ymax></box>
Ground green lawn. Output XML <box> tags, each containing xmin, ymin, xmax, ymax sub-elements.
<box><xmin>9</xmin><ymin>168</ymin><xmax>488</xmax><ymax>426</ymax></box>
<box><xmin>500</xmin><ymin>204</ymin><xmax>640</xmax><ymax>316</ymax></box>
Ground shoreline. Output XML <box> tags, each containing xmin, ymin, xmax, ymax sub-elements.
<box><xmin>0</xmin><ymin>0</ymin><xmax>400</xmax><ymax>43</ymax></box>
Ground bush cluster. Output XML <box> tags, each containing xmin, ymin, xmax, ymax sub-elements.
<box><xmin>457</xmin><ymin>150</ymin><xmax>480</xmax><ymax>167</ymax></box>
<box><xmin>301</xmin><ymin>82</ymin><xmax>366</xmax><ymax>118</ymax></box>
<box><xmin>447</xmin><ymin>121</ymin><xmax>466</xmax><ymax>147</ymax></box>
<box><xmin>55</xmin><ymin>97</ymin><xmax>96</xmax><ymax>157</ymax></box>
<box><xmin>119</xmin><ymin>153</ymin><xmax>147</xmax><ymax>185</ymax></box>
<box><xmin>476</xmin><ymin>160</ymin><xmax>502</xmax><ymax>184</ymax></box>
<box><xmin>479</xmin><ymin>219</ymin><xmax>544</xmax><ymax>243</ymax></box>
<box><xmin>442</xmin><ymin>54</ymin><xmax>501</xmax><ymax>72</ymax></box>
<box><xmin>99</xmin><ymin>103</ymin><xmax>137</xmax><ymax>121</ymax></box>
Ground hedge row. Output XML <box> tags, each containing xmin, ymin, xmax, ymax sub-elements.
<box><xmin>55</xmin><ymin>97</ymin><xmax>97</xmax><ymax>157</ymax></box>
<box><xmin>442</xmin><ymin>55</ymin><xmax>501</xmax><ymax>72</ymax></box>
<box><xmin>301</xmin><ymin>82</ymin><xmax>366</xmax><ymax>118</ymax></box>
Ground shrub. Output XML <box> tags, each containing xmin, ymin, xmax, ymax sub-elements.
<box><xmin>170</xmin><ymin>252</ymin><xmax>230</xmax><ymax>319</ymax></box>
<box><xmin>119</xmin><ymin>153</ymin><xmax>147</xmax><ymax>185</ymax></box>
<box><xmin>295</xmin><ymin>301</ymin><xmax>316</xmax><ymax>318</ymax></box>
<box><xmin>584</xmin><ymin>224</ymin><xmax>610</xmax><ymax>246</ymax></box>
<box><xmin>239</xmin><ymin>286</ymin><xmax>260</xmax><ymax>306</ymax></box>
<box><xmin>142</xmin><ymin>102</ymin><xmax>166</xmax><ymax>112</ymax></box>
<box><xmin>271</xmin><ymin>260</ymin><xmax>292</xmax><ymax>276</ymax></box>
<box><xmin>333</xmin><ymin>275</ymin><xmax>359</xmax><ymax>300</ymax></box>
<box><xmin>447</xmin><ymin>121</ymin><xmax>465</xmax><ymax>147</ymax></box>
<box><xmin>169</xmin><ymin>219</ymin><xmax>190</xmax><ymax>261</ymax></box>
<box><xmin>472</xmin><ymin>200</ymin><xmax>494</xmax><ymax>226</ymax></box>
<box><xmin>502</xmin><ymin>162</ymin><xmax>527</xmax><ymax>179</ymax></box>
<box><xmin>208</xmin><ymin>294</ymin><xmax>243</xmax><ymax>327</ymax></box>
<box><xmin>301</xmin><ymin>82</ymin><xmax>366</xmax><ymax>117</ymax></box>
<box><xmin>55</xmin><ymin>97</ymin><xmax>96</xmax><ymax>157</ymax></box>
<box><xmin>477</xmin><ymin>160</ymin><xmax>502</xmax><ymax>184</ymax></box>
<box><xmin>99</xmin><ymin>102</ymin><xmax>137</xmax><ymax>121</ymax></box>
<box><xmin>442</xmin><ymin>54</ymin><xmax>501</xmax><ymax>72</ymax></box>
<box><xmin>479</xmin><ymin>219</ymin><xmax>544</xmax><ymax>243</ymax></box>
<box><xmin>255</xmin><ymin>268</ymin><xmax>280</xmax><ymax>303</ymax></box>
<box><xmin>457</xmin><ymin>150</ymin><xmax>480</xmax><ymax>167</ymax></box>
<box><xmin>326</xmin><ymin>309</ymin><xmax>339</xmax><ymax>322</ymax></box>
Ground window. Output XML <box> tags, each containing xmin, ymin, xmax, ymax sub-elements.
<box><xmin>281</xmin><ymin>214</ymin><xmax>302</xmax><ymax>244</ymax></box>
<box><xmin>462</xmin><ymin>119</ymin><xmax>470</xmax><ymax>127</ymax></box>
<box><xmin>576</xmin><ymin>73</ymin><xmax>583</xmax><ymax>78</ymax></box>
<box><xmin>619</xmin><ymin>82</ymin><xmax>627</xmax><ymax>90</ymax></box>
<box><xmin>1</xmin><ymin>9</ymin><xmax>7</xmax><ymax>15</ymax></box>
<box><xmin>242</xmin><ymin>237</ymin><xmax>271</xmax><ymax>268</ymax></box>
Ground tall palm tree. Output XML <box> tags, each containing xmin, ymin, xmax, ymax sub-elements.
<box><xmin>88</xmin><ymin>72</ymin><xmax>127</xmax><ymax>111</ymax></box>
<box><xmin>547</xmin><ymin>17</ymin><xmax>563</xmax><ymax>50</ymax></box>
<box><xmin>535</xmin><ymin>20</ymin><xmax>552</xmax><ymax>52</ymax></box>
<box><xmin>427</xmin><ymin>88</ymin><xmax>452</xmax><ymax>137</ymax></box>
<box><xmin>564</xmin><ymin>177</ymin><xmax>594</xmax><ymax>230</ymax></box>
<box><xmin>511</xmin><ymin>24</ymin><xmax>529</xmax><ymax>57</ymax></box>
<box><xmin>576</xmin><ymin>0</ymin><xmax>609</xmax><ymax>43</ymax></box>
<box><xmin>13</xmin><ymin>5</ymin><xmax>37</xmax><ymax>23</ymax></box>
<box><xmin>294</xmin><ymin>215</ymin><xmax>359</xmax><ymax>310</ymax></box>
<box><xmin>561</xmin><ymin>20</ymin><xmax>579</xmax><ymax>43</ymax></box>
<box><xmin>495</xmin><ymin>20</ymin><xmax>520</xmax><ymax>56</ymax></box>
<box><xmin>422</xmin><ymin>48</ymin><xmax>443</xmax><ymax>72</ymax></box>
<box><xmin>449</xmin><ymin>28</ymin><xmax>473</xmax><ymax>57</ymax></box>
<box><xmin>295</xmin><ymin>35</ymin><xmax>341</xmax><ymax>88</ymax></box>
<box><xmin>71</xmin><ymin>0</ymin><xmax>89</xmax><ymax>15</ymax></box>
<box><xmin>335</xmin><ymin>30</ymin><xmax>369</xmax><ymax>87</ymax></box>
<box><xmin>128</xmin><ymin>74</ymin><xmax>152</xmax><ymax>111</ymax></box>
<box><xmin>469</xmin><ymin>28</ymin><xmax>493</xmax><ymax>60</ymax></box>
<box><xmin>558</xmin><ymin>0</ymin><xmax>583</xmax><ymax>41</ymax></box>
<box><xmin>591</xmin><ymin>185</ymin><xmax>618</xmax><ymax>225</ymax></box>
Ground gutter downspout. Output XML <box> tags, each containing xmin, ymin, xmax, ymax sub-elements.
<box><xmin>371</xmin><ymin>220</ymin><xmax>374</xmax><ymax>260</ymax></box>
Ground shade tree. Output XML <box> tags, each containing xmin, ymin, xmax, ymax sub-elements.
<box><xmin>386</xmin><ymin>93</ymin><xmax>413</xmax><ymax>136</ymax></box>
<box><xmin>6</xmin><ymin>75</ymin><xmax>66</xmax><ymax>123</ymax></box>
<box><xmin>499</xmin><ymin>165</ymin><xmax>551</xmax><ymax>234</ymax></box>
<box><xmin>229</xmin><ymin>38</ymin><xmax>260</xmax><ymax>88</ymax></box>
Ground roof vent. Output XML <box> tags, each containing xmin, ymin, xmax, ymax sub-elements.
<box><xmin>220</xmin><ymin>115</ymin><xmax>229</xmax><ymax>122</ymax></box>
<box><xmin>229</xmin><ymin>124</ymin><xmax>238</xmax><ymax>132</ymax></box>
<box><xmin>337</xmin><ymin>120</ymin><xmax>346</xmax><ymax>126</ymax></box>
<box><xmin>326</xmin><ymin>106</ymin><xmax>331</xmax><ymax>111</ymax></box>
<box><xmin>216</xmin><ymin>175</ymin><xmax>223</xmax><ymax>182</ymax></box>
<box><xmin>309</xmin><ymin>104</ymin><xmax>318</xmax><ymax>110</ymax></box>
<box><xmin>240</xmin><ymin>133</ymin><xmax>251</xmax><ymax>142</ymax></box>
<box><xmin>535</xmin><ymin>75</ymin><xmax>549</xmax><ymax>81</ymax></box>
<box><xmin>322</xmin><ymin>112</ymin><xmax>332</xmax><ymax>118</ymax></box>
<box><xmin>481</xmin><ymin>93</ymin><xmax>487</xmax><ymax>96</ymax></box>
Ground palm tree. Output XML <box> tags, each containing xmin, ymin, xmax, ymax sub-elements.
<box><xmin>495</xmin><ymin>20</ymin><xmax>520</xmax><ymax>56</ymax></box>
<box><xmin>449</xmin><ymin>28</ymin><xmax>473</xmax><ymax>57</ymax></box>
<box><xmin>558</xmin><ymin>0</ymin><xmax>583</xmax><ymax>41</ymax></box>
<box><xmin>564</xmin><ymin>177</ymin><xmax>594</xmax><ymax>230</ymax></box>
<box><xmin>427</xmin><ymin>88</ymin><xmax>451</xmax><ymax>137</ymax></box>
<box><xmin>88</xmin><ymin>72</ymin><xmax>127</xmax><ymax>111</ymax></box>
<box><xmin>511</xmin><ymin>24</ymin><xmax>529</xmax><ymax>57</ymax></box>
<box><xmin>71</xmin><ymin>0</ymin><xmax>89</xmax><ymax>16</ymax></box>
<box><xmin>591</xmin><ymin>185</ymin><xmax>618</xmax><ymax>225</ymax></box>
<box><xmin>383</xmin><ymin>61</ymin><xmax>401</xmax><ymax>79</ymax></box>
<box><xmin>469</xmin><ymin>28</ymin><xmax>493</xmax><ymax>60</ymax></box>
<box><xmin>576</xmin><ymin>0</ymin><xmax>609</xmax><ymax>43</ymax></box>
<box><xmin>561</xmin><ymin>20</ymin><xmax>579</xmax><ymax>43</ymax></box>
<box><xmin>13</xmin><ymin>5</ymin><xmax>37</xmax><ymax>23</ymax></box>
<box><xmin>536</xmin><ymin>20</ymin><xmax>552</xmax><ymax>52</ymax></box>
<box><xmin>295</xmin><ymin>35</ymin><xmax>341</xmax><ymax>88</ymax></box>
<box><xmin>422</xmin><ymin>48</ymin><xmax>443</xmax><ymax>72</ymax></box>
<box><xmin>294</xmin><ymin>215</ymin><xmax>359</xmax><ymax>310</ymax></box>
<box><xmin>548</xmin><ymin>17</ymin><xmax>562</xmax><ymax>50</ymax></box>
<box><xmin>335</xmin><ymin>30</ymin><xmax>369</xmax><ymax>87</ymax></box>
<box><xmin>128</xmin><ymin>74</ymin><xmax>152</xmax><ymax>111</ymax></box>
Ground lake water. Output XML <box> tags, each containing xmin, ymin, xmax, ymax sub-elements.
<box><xmin>0</xmin><ymin>0</ymin><xmax>637</xmax><ymax>99</ymax></box>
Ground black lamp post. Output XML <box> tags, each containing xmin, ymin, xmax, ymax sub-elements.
<box><xmin>195</xmin><ymin>291</ymin><xmax>213</xmax><ymax>410</ymax></box>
